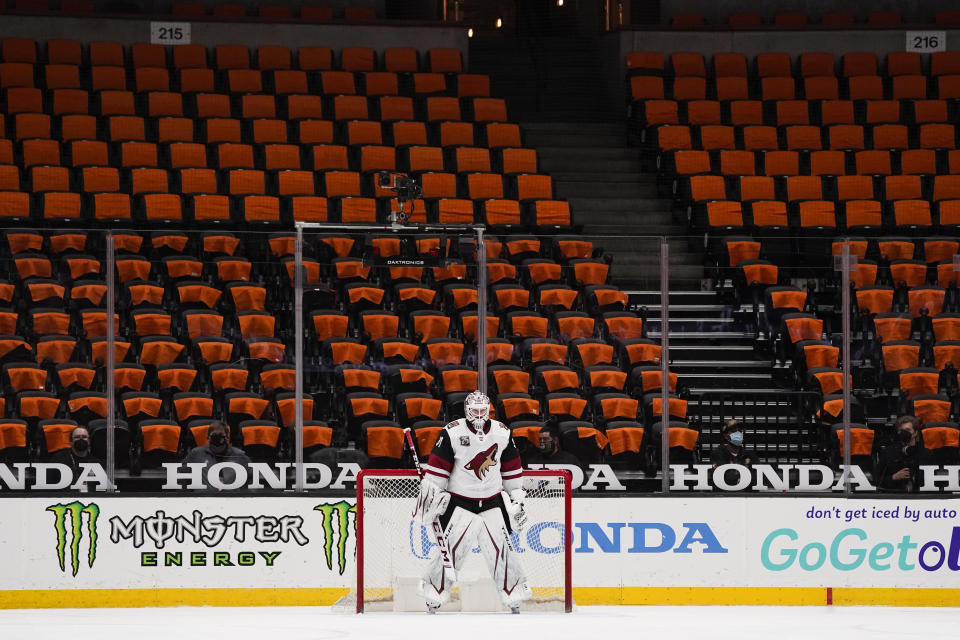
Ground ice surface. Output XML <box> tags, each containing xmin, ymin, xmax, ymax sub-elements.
<box><xmin>1</xmin><ymin>605</ymin><xmax>959</xmax><ymax>640</ymax></box>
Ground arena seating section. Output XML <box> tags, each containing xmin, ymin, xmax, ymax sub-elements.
<box><xmin>1</xmin><ymin>1</ymin><xmax>381</xmax><ymax>21</ymax></box>
<box><xmin>628</xmin><ymin>49</ymin><xmax>960</xmax><ymax>471</ymax></box>
<box><xmin>0</xmin><ymin>36</ymin><xmax>691</xmax><ymax>479</ymax></box>
<box><xmin>667</xmin><ymin>10</ymin><xmax>960</xmax><ymax>28</ymax></box>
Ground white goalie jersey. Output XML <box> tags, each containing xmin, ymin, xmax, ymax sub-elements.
<box><xmin>422</xmin><ymin>418</ymin><xmax>524</xmax><ymax>499</ymax></box>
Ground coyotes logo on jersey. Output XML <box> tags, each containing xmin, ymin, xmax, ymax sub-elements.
<box><xmin>464</xmin><ymin>443</ymin><xmax>498</xmax><ymax>479</ymax></box>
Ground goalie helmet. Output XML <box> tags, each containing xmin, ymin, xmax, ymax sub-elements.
<box><xmin>463</xmin><ymin>390</ymin><xmax>490</xmax><ymax>433</ymax></box>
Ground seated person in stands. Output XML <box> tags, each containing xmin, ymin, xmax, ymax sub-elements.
<box><xmin>710</xmin><ymin>420</ymin><xmax>756</xmax><ymax>467</ymax></box>
<box><xmin>525</xmin><ymin>426</ymin><xmax>582</xmax><ymax>468</ymax></box>
<box><xmin>877</xmin><ymin>416</ymin><xmax>930</xmax><ymax>493</ymax></box>
<box><xmin>182</xmin><ymin>421</ymin><xmax>251</xmax><ymax>488</ymax></box>
<box><xmin>50</xmin><ymin>426</ymin><xmax>104</xmax><ymax>477</ymax></box>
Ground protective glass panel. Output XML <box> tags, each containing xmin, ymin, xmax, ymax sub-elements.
<box><xmin>0</xmin><ymin>228</ymin><xmax>110</xmax><ymax>493</ymax></box>
<box><xmin>105</xmin><ymin>230</ymin><xmax>286</xmax><ymax>493</ymax></box>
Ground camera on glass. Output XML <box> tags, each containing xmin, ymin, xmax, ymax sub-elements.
<box><xmin>378</xmin><ymin>172</ymin><xmax>422</xmax><ymax>223</ymax></box>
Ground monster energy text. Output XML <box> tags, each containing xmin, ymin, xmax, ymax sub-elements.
<box><xmin>108</xmin><ymin>510</ymin><xmax>308</xmax><ymax>568</ymax></box>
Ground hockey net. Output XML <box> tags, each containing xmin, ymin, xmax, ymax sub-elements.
<box><xmin>350</xmin><ymin>469</ymin><xmax>571</xmax><ymax>613</ymax></box>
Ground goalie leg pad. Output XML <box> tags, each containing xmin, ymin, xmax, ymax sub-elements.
<box><xmin>477</xmin><ymin>507</ymin><xmax>531</xmax><ymax>609</ymax></box>
<box><xmin>421</xmin><ymin>506</ymin><xmax>480</xmax><ymax>607</ymax></box>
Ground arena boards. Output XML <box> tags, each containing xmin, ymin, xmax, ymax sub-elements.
<box><xmin>1</xmin><ymin>496</ymin><xmax>959</xmax><ymax>608</ymax></box>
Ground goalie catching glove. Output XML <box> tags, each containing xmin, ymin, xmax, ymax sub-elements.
<box><xmin>418</xmin><ymin>478</ymin><xmax>451</xmax><ymax>523</ymax></box>
<box><xmin>502</xmin><ymin>488</ymin><xmax>527</xmax><ymax>532</ymax></box>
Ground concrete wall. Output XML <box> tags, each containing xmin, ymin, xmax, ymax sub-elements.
<box><xmin>8</xmin><ymin>0</ymin><xmax>383</xmax><ymax>16</ymax></box>
<box><xmin>606</xmin><ymin>26</ymin><xmax>960</xmax><ymax>108</ymax></box>
<box><xmin>0</xmin><ymin>14</ymin><xmax>467</xmax><ymax>62</ymax></box>
<box><xmin>659</xmin><ymin>0</ymin><xmax>958</xmax><ymax>25</ymax></box>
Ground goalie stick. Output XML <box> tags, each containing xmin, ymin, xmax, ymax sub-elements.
<box><xmin>404</xmin><ymin>428</ymin><xmax>457</xmax><ymax>583</ymax></box>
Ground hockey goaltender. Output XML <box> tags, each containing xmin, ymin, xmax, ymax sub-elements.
<box><xmin>417</xmin><ymin>390</ymin><xmax>530</xmax><ymax>614</ymax></box>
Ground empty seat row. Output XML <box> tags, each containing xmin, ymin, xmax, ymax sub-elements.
<box><xmin>686</xmin><ymin>174</ymin><xmax>960</xmax><ymax>203</ymax></box>
<box><xmin>671</xmin><ymin>149</ymin><xmax>960</xmax><ymax>180</ymax></box>
<box><xmin>630</xmin><ymin>74</ymin><xmax>960</xmax><ymax>102</ymax></box>
<box><xmin>0</xmin><ymin>66</ymin><xmax>490</xmax><ymax>98</ymax></box>
<box><xmin>628</xmin><ymin>50</ymin><xmax>960</xmax><ymax>80</ymax></box>
<box><xmin>0</xmin><ymin>191</ymin><xmax>571</xmax><ymax>228</ymax></box>
<box><xmin>1</xmin><ymin>141</ymin><xmax>539</xmax><ymax>177</ymax></box>
<box><xmin>635</xmin><ymin>98</ymin><xmax>959</xmax><ymax>129</ymax></box>
<box><xmin>0</xmin><ymin>40</ymin><xmax>459</xmax><ymax>73</ymax></box>
<box><xmin>666</xmin><ymin>11</ymin><xmax>960</xmax><ymax>28</ymax></box>
<box><xmin>2</xmin><ymin>91</ymin><xmax>498</xmax><ymax>123</ymax></box>
<box><xmin>656</xmin><ymin>123</ymin><xmax>960</xmax><ymax>153</ymax></box>
<box><xmin>1</xmin><ymin>114</ymin><xmax>523</xmax><ymax>148</ymax></box>
<box><xmin>1</xmin><ymin>165</ymin><xmax>557</xmax><ymax>199</ymax></box>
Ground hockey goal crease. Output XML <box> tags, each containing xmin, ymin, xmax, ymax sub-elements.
<box><xmin>342</xmin><ymin>469</ymin><xmax>572</xmax><ymax>613</ymax></box>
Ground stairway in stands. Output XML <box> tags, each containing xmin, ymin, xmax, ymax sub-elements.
<box><xmin>470</xmin><ymin>34</ymin><xmax>703</xmax><ymax>288</ymax></box>
<box><xmin>636</xmin><ymin>291</ymin><xmax>817</xmax><ymax>463</ymax></box>
<box><xmin>471</xmin><ymin>32</ymin><xmax>818</xmax><ymax>464</ymax></box>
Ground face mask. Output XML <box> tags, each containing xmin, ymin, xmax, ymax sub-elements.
<box><xmin>210</xmin><ymin>433</ymin><xmax>227</xmax><ymax>449</ymax></box>
<box><xmin>898</xmin><ymin>430</ymin><xmax>914</xmax><ymax>444</ymax></box>
<box><xmin>72</xmin><ymin>439</ymin><xmax>89</xmax><ymax>454</ymax></box>
<box><xmin>539</xmin><ymin>442</ymin><xmax>553</xmax><ymax>453</ymax></box>
<box><xmin>728</xmin><ymin>432</ymin><xmax>744</xmax><ymax>446</ymax></box>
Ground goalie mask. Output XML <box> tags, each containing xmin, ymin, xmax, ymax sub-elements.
<box><xmin>463</xmin><ymin>390</ymin><xmax>490</xmax><ymax>434</ymax></box>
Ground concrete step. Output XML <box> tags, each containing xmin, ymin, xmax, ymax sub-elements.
<box><xmin>559</xmin><ymin>182</ymin><xmax>661</xmax><ymax>199</ymax></box>
<box><xmin>551</xmin><ymin>171</ymin><xmax>648</xmax><ymax>183</ymax></box>
<box><xmin>610</xmin><ymin>265</ymin><xmax>705</xmax><ymax>286</ymax></box>
<box><xmin>609</xmin><ymin>241</ymin><xmax>695</xmax><ymax>255</ymax></box>
<box><xmin>516</xmin><ymin>110</ymin><xmax>621</xmax><ymax>123</ymax></box>
<box><xmin>670</xmin><ymin>360</ymin><xmax>773</xmax><ymax>376</ymax></box>
<box><xmin>644</xmin><ymin>317</ymin><xmax>737</xmax><ymax>331</ymax></box>
<box><xmin>567</xmin><ymin>196</ymin><xmax>670</xmax><ymax>212</ymax></box>
<box><xmin>580</xmin><ymin>224</ymin><xmax>688</xmax><ymax>237</ymax></box>
<box><xmin>523</xmin><ymin>131</ymin><xmax>625</xmax><ymax>147</ymax></box>
<box><xmin>642</xmin><ymin>303</ymin><xmax>728</xmax><ymax>316</ymax></box>
<box><xmin>521</xmin><ymin>121</ymin><xmax>625</xmax><ymax>135</ymax></box>
<box><xmin>540</xmin><ymin>158</ymin><xmax>642</xmax><ymax>173</ymax></box>
<box><xmin>612</xmin><ymin>253</ymin><xmax>703</xmax><ymax>267</ymax></box>
<box><xmin>647</xmin><ymin>331</ymin><xmax>758</xmax><ymax>347</ymax></box>
<box><xmin>670</xmin><ymin>344</ymin><xmax>759</xmax><ymax>361</ymax></box>
<box><xmin>627</xmin><ymin>290</ymin><xmax>721</xmax><ymax>305</ymax></box>
<box><xmin>680</xmin><ymin>373</ymin><xmax>777</xmax><ymax>390</ymax></box>
<box><xmin>536</xmin><ymin>146</ymin><xmax>639</xmax><ymax>160</ymax></box>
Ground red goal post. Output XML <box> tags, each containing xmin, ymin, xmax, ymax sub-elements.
<box><xmin>355</xmin><ymin>469</ymin><xmax>572</xmax><ymax>613</ymax></box>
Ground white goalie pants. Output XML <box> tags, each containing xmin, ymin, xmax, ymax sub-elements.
<box><xmin>422</xmin><ymin>497</ymin><xmax>530</xmax><ymax>609</ymax></box>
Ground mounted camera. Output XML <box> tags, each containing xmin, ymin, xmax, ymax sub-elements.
<box><xmin>378</xmin><ymin>171</ymin><xmax>423</xmax><ymax>224</ymax></box>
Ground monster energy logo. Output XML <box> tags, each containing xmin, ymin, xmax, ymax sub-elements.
<box><xmin>313</xmin><ymin>501</ymin><xmax>355</xmax><ymax>575</ymax></box>
<box><xmin>47</xmin><ymin>502</ymin><xmax>100</xmax><ymax>577</ymax></box>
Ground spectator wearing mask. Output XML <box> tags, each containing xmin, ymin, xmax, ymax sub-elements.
<box><xmin>181</xmin><ymin>421</ymin><xmax>251</xmax><ymax>489</ymax></box>
<box><xmin>49</xmin><ymin>426</ymin><xmax>105</xmax><ymax>476</ymax></box>
<box><xmin>877</xmin><ymin>415</ymin><xmax>931</xmax><ymax>492</ymax></box>
<box><xmin>710</xmin><ymin>419</ymin><xmax>755</xmax><ymax>467</ymax></box>
<box><xmin>524</xmin><ymin>426</ymin><xmax>582</xmax><ymax>467</ymax></box>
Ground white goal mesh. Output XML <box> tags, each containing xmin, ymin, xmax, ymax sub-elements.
<box><xmin>353</xmin><ymin>470</ymin><xmax>571</xmax><ymax>613</ymax></box>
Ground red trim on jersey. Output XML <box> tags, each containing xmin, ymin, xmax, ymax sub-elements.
<box><xmin>427</xmin><ymin>453</ymin><xmax>454</xmax><ymax>472</ymax></box>
<box><xmin>425</xmin><ymin>468</ymin><xmax>449</xmax><ymax>480</ymax></box>
<box><xmin>501</xmin><ymin>457</ymin><xmax>522</xmax><ymax>472</ymax></box>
